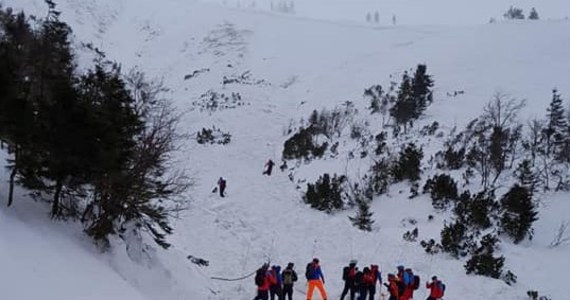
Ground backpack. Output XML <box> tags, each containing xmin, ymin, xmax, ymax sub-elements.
<box><xmin>439</xmin><ymin>282</ymin><xmax>446</xmax><ymax>297</ymax></box>
<box><xmin>343</xmin><ymin>266</ymin><xmax>356</xmax><ymax>281</ymax></box>
<box><xmin>354</xmin><ymin>271</ymin><xmax>363</xmax><ymax>286</ymax></box>
<box><xmin>370</xmin><ymin>265</ymin><xmax>379</xmax><ymax>282</ymax></box>
<box><xmin>413</xmin><ymin>275</ymin><xmax>420</xmax><ymax>290</ymax></box>
<box><xmin>255</xmin><ymin>270</ymin><xmax>265</xmax><ymax>287</ymax></box>
<box><xmin>283</xmin><ymin>269</ymin><xmax>294</xmax><ymax>285</ymax></box>
<box><xmin>305</xmin><ymin>263</ymin><xmax>313</xmax><ymax>280</ymax></box>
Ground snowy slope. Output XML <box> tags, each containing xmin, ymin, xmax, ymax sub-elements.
<box><xmin>2</xmin><ymin>0</ymin><xmax>570</xmax><ymax>299</ymax></box>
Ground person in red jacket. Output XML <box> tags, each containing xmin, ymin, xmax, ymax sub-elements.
<box><xmin>254</xmin><ymin>264</ymin><xmax>275</xmax><ymax>300</ymax></box>
<box><xmin>425</xmin><ymin>276</ymin><xmax>445</xmax><ymax>300</ymax></box>
<box><xmin>383</xmin><ymin>274</ymin><xmax>400</xmax><ymax>300</ymax></box>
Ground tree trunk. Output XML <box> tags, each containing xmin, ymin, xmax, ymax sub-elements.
<box><xmin>7</xmin><ymin>166</ymin><xmax>16</xmax><ymax>207</ymax></box>
<box><xmin>51</xmin><ymin>179</ymin><xmax>63</xmax><ymax>217</ymax></box>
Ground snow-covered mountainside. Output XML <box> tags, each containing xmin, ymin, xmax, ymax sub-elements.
<box><xmin>1</xmin><ymin>0</ymin><xmax>570</xmax><ymax>299</ymax></box>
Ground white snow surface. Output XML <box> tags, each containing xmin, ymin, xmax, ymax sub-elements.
<box><xmin>1</xmin><ymin>0</ymin><xmax>570</xmax><ymax>299</ymax></box>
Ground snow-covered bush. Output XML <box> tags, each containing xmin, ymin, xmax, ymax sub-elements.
<box><xmin>196</xmin><ymin>126</ymin><xmax>231</xmax><ymax>145</ymax></box>
<box><xmin>423</xmin><ymin>173</ymin><xmax>459</xmax><ymax>209</ymax></box>
<box><xmin>528</xmin><ymin>8</ymin><xmax>539</xmax><ymax>20</ymax></box>
<box><xmin>454</xmin><ymin>190</ymin><xmax>498</xmax><ymax>230</ymax></box>
<box><xmin>349</xmin><ymin>199</ymin><xmax>375</xmax><ymax>231</ymax></box>
<box><xmin>440</xmin><ymin>221</ymin><xmax>474</xmax><ymax>258</ymax></box>
<box><xmin>464</xmin><ymin>234</ymin><xmax>505</xmax><ymax>279</ymax></box>
<box><xmin>403</xmin><ymin>227</ymin><xmax>419</xmax><ymax>242</ymax></box>
<box><xmin>392</xmin><ymin>143</ymin><xmax>423</xmax><ymax>182</ymax></box>
<box><xmin>504</xmin><ymin>6</ymin><xmax>525</xmax><ymax>20</ymax></box>
<box><xmin>500</xmin><ymin>184</ymin><xmax>538</xmax><ymax>244</ymax></box>
<box><xmin>420</xmin><ymin>238</ymin><xmax>442</xmax><ymax>254</ymax></box>
<box><xmin>304</xmin><ymin>173</ymin><xmax>346</xmax><ymax>213</ymax></box>
<box><xmin>282</xmin><ymin>126</ymin><xmax>328</xmax><ymax>161</ymax></box>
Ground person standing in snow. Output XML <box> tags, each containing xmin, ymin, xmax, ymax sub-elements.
<box><xmin>425</xmin><ymin>276</ymin><xmax>445</xmax><ymax>300</ymax></box>
<box><xmin>400</xmin><ymin>268</ymin><xmax>415</xmax><ymax>300</ymax></box>
<box><xmin>340</xmin><ymin>260</ymin><xmax>358</xmax><ymax>300</ymax></box>
<box><xmin>216</xmin><ymin>177</ymin><xmax>226</xmax><ymax>197</ymax></box>
<box><xmin>281</xmin><ymin>262</ymin><xmax>298</xmax><ymax>300</ymax></box>
<box><xmin>305</xmin><ymin>258</ymin><xmax>327</xmax><ymax>300</ymax></box>
<box><xmin>263</xmin><ymin>159</ymin><xmax>275</xmax><ymax>176</ymax></box>
<box><xmin>367</xmin><ymin>264</ymin><xmax>382</xmax><ymax>300</ymax></box>
<box><xmin>269</xmin><ymin>265</ymin><xmax>283</xmax><ymax>300</ymax></box>
<box><xmin>254</xmin><ymin>263</ymin><xmax>275</xmax><ymax>300</ymax></box>
<box><xmin>384</xmin><ymin>274</ymin><xmax>400</xmax><ymax>300</ymax></box>
<box><xmin>359</xmin><ymin>267</ymin><xmax>373</xmax><ymax>300</ymax></box>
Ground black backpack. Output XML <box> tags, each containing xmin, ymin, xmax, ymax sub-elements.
<box><xmin>255</xmin><ymin>269</ymin><xmax>265</xmax><ymax>286</ymax></box>
<box><xmin>305</xmin><ymin>263</ymin><xmax>313</xmax><ymax>280</ymax></box>
<box><xmin>413</xmin><ymin>275</ymin><xmax>420</xmax><ymax>290</ymax></box>
<box><xmin>354</xmin><ymin>271</ymin><xmax>363</xmax><ymax>286</ymax></box>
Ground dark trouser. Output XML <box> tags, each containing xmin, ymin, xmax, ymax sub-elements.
<box><xmin>254</xmin><ymin>290</ymin><xmax>269</xmax><ymax>300</ymax></box>
<box><xmin>340</xmin><ymin>282</ymin><xmax>356</xmax><ymax>300</ymax></box>
<box><xmin>270</xmin><ymin>285</ymin><xmax>282</xmax><ymax>300</ymax></box>
<box><xmin>426</xmin><ymin>297</ymin><xmax>438</xmax><ymax>300</ymax></box>
<box><xmin>219</xmin><ymin>187</ymin><xmax>225</xmax><ymax>197</ymax></box>
<box><xmin>283</xmin><ymin>284</ymin><xmax>293</xmax><ymax>300</ymax></box>
<box><xmin>358</xmin><ymin>286</ymin><xmax>368</xmax><ymax>300</ymax></box>
<box><xmin>368</xmin><ymin>285</ymin><xmax>376</xmax><ymax>300</ymax></box>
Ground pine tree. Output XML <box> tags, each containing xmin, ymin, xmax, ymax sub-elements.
<box><xmin>544</xmin><ymin>89</ymin><xmax>566</xmax><ymax>158</ymax></box>
<box><xmin>528</xmin><ymin>8</ymin><xmax>539</xmax><ymax>20</ymax></box>
<box><xmin>390</xmin><ymin>72</ymin><xmax>415</xmax><ymax>132</ymax></box>
<box><xmin>514</xmin><ymin>159</ymin><xmax>537</xmax><ymax>194</ymax></box>
<box><xmin>392</xmin><ymin>143</ymin><xmax>424</xmax><ymax>182</ymax></box>
<box><xmin>411</xmin><ymin>64</ymin><xmax>434</xmax><ymax>118</ymax></box>
<box><xmin>349</xmin><ymin>200</ymin><xmax>374</xmax><ymax>231</ymax></box>
<box><xmin>500</xmin><ymin>184</ymin><xmax>538</xmax><ymax>243</ymax></box>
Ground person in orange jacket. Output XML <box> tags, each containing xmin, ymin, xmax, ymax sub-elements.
<box><xmin>383</xmin><ymin>274</ymin><xmax>400</xmax><ymax>300</ymax></box>
<box><xmin>425</xmin><ymin>276</ymin><xmax>445</xmax><ymax>300</ymax></box>
<box><xmin>305</xmin><ymin>258</ymin><xmax>327</xmax><ymax>300</ymax></box>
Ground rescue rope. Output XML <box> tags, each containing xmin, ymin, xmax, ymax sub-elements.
<box><xmin>210</xmin><ymin>269</ymin><xmax>257</xmax><ymax>281</ymax></box>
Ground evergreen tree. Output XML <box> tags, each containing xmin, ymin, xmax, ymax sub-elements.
<box><xmin>304</xmin><ymin>173</ymin><xmax>346</xmax><ymax>213</ymax></box>
<box><xmin>0</xmin><ymin>8</ymin><xmax>38</xmax><ymax>207</ymax></box>
<box><xmin>528</xmin><ymin>8</ymin><xmax>539</xmax><ymax>20</ymax></box>
<box><xmin>390</xmin><ymin>66</ymin><xmax>434</xmax><ymax>132</ymax></box>
<box><xmin>514</xmin><ymin>159</ymin><xmax>537</xmax><ymax>194</ymax></box>
<box><xmin>464</xmin><ymin>234</ymin><xmax>505</xmax><ymax>279</ymax></box>
<box><xmin>390</xmin><ymin>72</ymin><xmax>415</xmax><ymax>132</ymax></box>
<box><xmin>392</xmin><ymin>143</ymin><xmax>424</xmax><ymax>182</ymax></box>
<box><xmin>544</xmin><ymin>89</ymin><xmax>566</xmax><ymax>158</ymax></box>
<box><xmin>500</xmin><ymin>184</ymin><xmax>538</xmax><ymax>243</ymax></box>
<box><xmin>349</xmin><ymin>199</ymin><xmax>374</xmax><ymax>231</ymax></box>
<box><xmin>411</xmin><ymin>64</ymin><xmax>434</xmax><ymax>118</ymax></box>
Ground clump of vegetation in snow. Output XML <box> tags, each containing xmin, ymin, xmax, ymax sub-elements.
<box><xmin>196</xmin><ymin>126</ymin><xmax>232</xmax><ymax>145</ymax></box>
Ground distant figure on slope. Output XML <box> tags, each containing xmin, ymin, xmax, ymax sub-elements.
<box><xmin>305</xmin><ymin>257</ymin><xmax>327</xmax><ymax>300</ymax></box>
<box><xmin>340</xmin><ymin>260</ymin><xmax>358</xmax><ymax>300</ymax></box>
<box><xmin>367</xmin><ymin>264</ymin><xmax>382</xmax><ymax>300</ymax></box>
<box><xmin>254</xmin><ymin>263</ymin><xmax>275</xmax><ymax>300</ymax></box>
<box><xmin>217</xmin><ymin>177</ymin><xmax>226</xmax><ymax>197</ymax></box>
<box><xmin>384</xmin><ymin>274</ymin><xmax>400</xmax><ymax>300</ymax></box>
<box><xmin>281</xmin><ymin>262</ymin><xmax>298</xmax><ymax>300</ymax></box>
<box><xmin>269</xmin><ymin>265</ymin><xmax>283</xmax><ymax>300</ymax></box>
<box><xmin>263</xmin><ymin>159</ymin><xmax>275</xmax><ymax>176</ymax></box>
<box><xmin>425</xmin><ymin>276</ymin><xmax>445</xmax><ymax>300</ymax></box>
